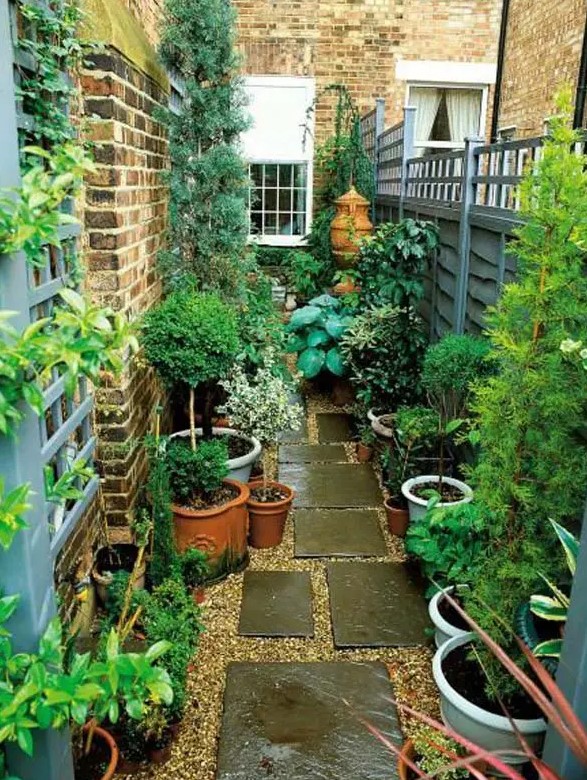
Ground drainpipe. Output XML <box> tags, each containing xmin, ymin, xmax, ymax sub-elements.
<box><xmin>573</xmin><ymin>9</ymin><xmax>587</xmax><ymax>128</ymax></box>
<box><xmin>490</xmin><ymin>0</ymin><xmax>511</xmax><ymax>142</ymax></box>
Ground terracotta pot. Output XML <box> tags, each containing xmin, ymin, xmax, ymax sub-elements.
<box><xmin>148</xmin><ymin>742</ymin><xmax>172</xmax><ymax>765</ymax></box>
<box><xmin>172</xmin><ymin>479</ymin><xmax>250</xmax><ymax>583</ymax></box>
<box><xmin>169</xmin><ymin>720</ymin><xmax>182</xmax><ymax>740</ymax></box>
<box><xmin>247</xmin><ymin>480</ymin><xmax>294</xmax><ymax>549</ymax></box>
<box><xmin>331</xmin><ymin>377</ymin><xmax>355</xmax><ymax>406</ymax></box>
<box><xmin>92</xmin><ymin>544</ymin><xmax>146</xmax><ymax>605</ymax></box>
<box><xmin>384</xmin><ymin>497</ymin><xmax>409</xmax><ymax>537</ymax></box>
<box><xmin>356</xmin><ymin>442</ymin><xmax>373</xmax><ymax>463</ymax></box>
<box><xmin>83</xmin><ymin>723</ymin><xmax>119</xmax><ymax>780</ymax></box>
<box><xmin>330</xmin><ymin>186</ymin><xmax>373</xmax><ymax>269</ymax></box>
<box><xmin>397</xmin><ymin>739</ymin><xmax>415</xmax><ymax>780</ymax></box>
<box><xmin>192</xmin><ymin>586</ymin><xmax>206</xmax><ymax>604</ymax></box>
<box><xmin>115</xmin><ymin>754</ymin><xmax>144</xmax><ymax>775</ymax></box>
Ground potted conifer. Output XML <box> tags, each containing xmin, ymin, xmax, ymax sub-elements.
<box><xmin>219</xmin><ymin>352</ymin><xmax>302</xmax><ymax>548</ymax></box>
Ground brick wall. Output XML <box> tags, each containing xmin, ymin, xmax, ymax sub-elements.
<box><xmin>234</xmin><ymin>0</ymin><xmax>502</xmax><ymax>142</ymax></box>
<box><xmin>82</xmin><ymin>49</ymin><xmax>168</xmax><ymax>527</ymax></box>
<box><xmin>498</xmin><ymin>0</ymin><xmax>587</xmax><ymax>137</ymax></box>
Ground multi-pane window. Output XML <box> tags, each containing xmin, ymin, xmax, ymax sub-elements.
<box><xmin>249</xmin><ymin>163</ymin><xmax>307</xmax><ymax>238</ymax></box>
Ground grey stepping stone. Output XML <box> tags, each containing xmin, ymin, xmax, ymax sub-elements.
<box><xmin>278</xmin><ymin>415</ymin><xmax>308</xmax><ymax>443</ymax></box>
<box><xmin>279</xmin><ymin>444</ymin><xmax>347</xmax><ymax>463</ymax></box>
<box><xmin>239</xmin><ymin>571</ymin><xmax>313</xmax><ymax>637</ymax></box>
<box><xmin>279</xmin><ymin>463</ymin><xmax>381</xmax><ymax>507</ymax></box>
<box><xmin>295</xmin><ymin>509</ymin><xmax>386</xmax><ymax>558</ymax></box>
<box><xmin>317</xmin><ymin>413</ymin><xmax>352</xmax><ymax>443</ymax></box>
<box><xmin>327</xmin><ymin>561</ymin><xmax>430</xmax><ymax>648</ymax></box>
<box><xmin>216</xmin><ymin>661</ymin><xmax>402</xmax><ymax>780</ymax></box>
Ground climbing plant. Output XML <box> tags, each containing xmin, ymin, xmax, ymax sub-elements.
<box><xmin>157</xmin><ymin>0</ymin><xmax>250</xmax><ymax>294</ymax></box>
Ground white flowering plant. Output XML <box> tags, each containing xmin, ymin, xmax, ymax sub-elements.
<box><xmin>560</xmin><ymin>338</ymin><xmax>587</xmax><ymax>368</ymax></box>
<box><xmin>219</xmin><ymin>352</ymin><xmax>302</xmax><ymax>490</ymax></box>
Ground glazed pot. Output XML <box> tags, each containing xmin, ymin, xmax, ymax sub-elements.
<box><xmin>247</xmin><ymin>480</ymin><xmax>294</xmax><ymax>549</ymax></box>
<box><xmin>429</xmin><ymin>586</ymin><xmax>470</xmax><ymax>649</ymax></box>
<box><xmin>397</xmin><ymin>739</ymin><xmax>415</xmax><ymax>780</ymax></box>
<box><xmin>356</xmin><ymin>442</ymin><xmax>373</xmax><ymax>463</ymax></box>
<box><xmin>92</xmin><ymin>544</ymin><xmax>146</xmax><ymax>605</ymax></box>
<box><xmin>433</xmin><ymin>633</ymin><xmax>546</xmax><ymax>768</ymax></box>
<box><xmin>383</xmin><ymin>497</ymin><xmax>409</xmax><ymax>537</ymax></box>
<box><xmin>172</xmin><ymin>479</ymin><xmax>250</xmax><ymax>583</ymax></box>
<box><xmin>368</xmin><ymin>408</ymin><xmax>394</xmax><ymax>439</ymax></box>
<box><xmin>401</xmin><ymin>475</ymin><xmax>473</xmax><ymax>524</ymax></box>
<box><xmin>172</xmin><ymin>427</ymin><xmax>261</xmax><ymax>483</ymax></box>
<box><xmin>82</xmin><ymin>723</ymin><xmax>119</xmax><ymax>780</ymax></box>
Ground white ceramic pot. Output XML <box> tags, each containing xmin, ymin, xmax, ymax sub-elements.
<box><xmin>429</xmin><ymin>586</ymin><xmax>470</xmax><ymax>648</ymax></box>
<box><xmin>433</xmin><ymin>633</ymin><xmax>546</xmax><ymax>769</ymax></box>
<box><xmin>171</xmin><ymin>427</ymin><xmax>262</xmax><ymax>483</ymax></box>
<box><xmin>401</xmin><ymin>475</ymin><xmax>473</xmax><ymax>524</ymax></box>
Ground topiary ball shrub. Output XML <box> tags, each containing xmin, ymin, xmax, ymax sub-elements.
<box><xmin>165</xmin><ymin>438</ymin><xmax>228</xmax><ymax>506</ymax></box>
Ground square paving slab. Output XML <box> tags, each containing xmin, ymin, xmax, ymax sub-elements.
<box><xmin>295</xmin><ymin>509</ymin><xmax>386</xmax><ymax>558</ymax></box>
<box><xmin>316</xmin><ymin>413</ymin><xmax>352</xmax><ymax>443</ymax></box>
<box><xmin>216</xmin><ymin>661</ymin><xmax>401</xmax><ymax>780</ymax></box>
<box><xmin>279</xmin><ymin>463</ymin><xmax>381</xmax><ymax>507</ymax></box>
<box><xmin>239</xmin><ymin>571</ymin><xmax>313</xmax><ymax>637</ymax></box>
<box><xmin>327</xmin><ymin>561</ymin><xmax>430</xmax><ymax>647</ymax></box>
<box><xmin>278</xmin><ymin>444</ymin><xmax>347</xmax><ymax>463</ymax></box>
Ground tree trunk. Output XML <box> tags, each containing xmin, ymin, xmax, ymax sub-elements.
<box><xmin>202</xmin><ymin>385</ymin><xmax>214</xmax><ymax>440</ymax></box>
<box><xmin>189</xmin><ymin>387</ymin><xmax>196</xmax><ymax>451</ymax></box>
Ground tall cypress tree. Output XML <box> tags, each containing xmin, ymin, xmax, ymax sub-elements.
<box><xmin>158</xmin><ymin>0</ymin><xmax>250</xmax><ymax>293</ymax></box>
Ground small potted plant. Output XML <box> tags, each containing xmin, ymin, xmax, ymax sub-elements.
<box><xmin>180</xmin><ymin>547</ymin><xmax>210</xmax><ymax>603</ymax></box>
<box><xmin>356</xmin><ymin>425</ymin><xmax>375</xmax><ymax>463</ymax></box>
<box><xmin>398</xmin><ymin>725</ymin><xmax>471</xmax><ymax>780</ymax></box>
<box><xmin>142</xmin><ymin>290</ymin><xmax>261</xmax><ymax>482</ymax></box>
<box><xmin>219</xmin><ymin>352</ymin><xmax>302</xmax><ymax>548</ymax></box>
<box><xmin>139</xmin><ymin>705</ymin><xmax>173</xmax><ymax>765</ymax></box>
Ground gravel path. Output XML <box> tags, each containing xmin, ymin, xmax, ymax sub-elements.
<box><xmin>124</xmin><ymin>394</ymin><xmax>439</xmax><ymax>779</ymax></box>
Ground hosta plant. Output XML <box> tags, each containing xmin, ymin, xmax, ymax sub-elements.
<box><xmin>285</xmin><ymin>294</ymin><xmax>353</xmax><ymax>380</ymax></box>
<box><xmin>529</xmin><ymin>518</ymin><xmax>578</xmax><ymax>658</ymax></box>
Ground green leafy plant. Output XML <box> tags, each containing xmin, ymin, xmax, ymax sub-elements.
<box><xmin>285</xmin><ymin>294</ymin><xmax>353</xmax><ymax>379</ymax></box>
<box><xmin>142</xmin><ymin>290</ymin><xmax>239</xmax><ymax>441</ymax></box>
<box><xmin>0</xmin><ymin>479</ymin><xmax>31</xmax><ymax>551</ymax></box>
<box><xmin>165</xmin><ymin>438</ymin><xmax>228</xmax><ymax>506</ymax></box>
<box><xmin>382</xmin><ymin>406</ymin><xmax>441</xmax><ymax>497</ymax></box>
<box><xmin>406</xmin><ymin>501</ymin><xmax>491</xmax><ymax>597</ymax></box>
<box><xmin>180</xmin><ymin>548</ymin><xmax>209</xmax><ymax>590</ymax></box>
<box><xmin>356</xmin><ymin>219</ymin><xmax>438</xmax><ymax>309</ymax></box>
<box><xmin>529</xmin><ymin>519</ymin><xmax>578</xmax><ymax>658</ymax></box>
<box><xmin>464</xmin><ymin>92</ymin><xmax>587</xmax><ymax>700</ymax></box>
<box><xmin>44</xmin><ymin>458</ymin><xmax>93</xmax><ymax>506</ymax></box>
<box><xmin>411</xmin><ymin>725</ymin><xmax>469</xmax><ymax>780</ymax></box>
<box><xmin>145</xmin><ymin>431</ymin><xmax>179</xmax><ymax>588</ymax></box>
<box><xmin>285</xmin><ymin>250</ymin><xmax>329</xmax><ymax>300</ymax></box>
<box><xmin>340</xmin><ymin>304</ymin><xmax>427</xmax><ymax>411</ymax></box>
<box><xmin>237</xmin><ymin>271</ymin><xmax>286</xmax><ymax>374</ymax></box>
<box><xmin>157</xmin><ymin>0</ymin><xmax>249</xmax><ymax>292</ymax></box>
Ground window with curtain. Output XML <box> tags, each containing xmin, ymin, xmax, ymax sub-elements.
<box><xmin>408</xmin><ymin>85</ymin><xmax>484</xmax><ymax>155</ymax></box>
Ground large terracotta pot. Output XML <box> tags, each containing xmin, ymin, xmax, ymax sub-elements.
<box><xmin>82</xmin><ymin>723</ymin><xmax>119</xmax><ymax>780</ymax></box>
<box><xmin>397</xmin><ymin>739</ymin><xmax>415</xmax><ymax>780</ymax></box>
<box><xmin>247</xmin><ymin>480</ymin><xmax>294</xmax><ymax>549</ymax></box>
<box><xmin>330</xmin><ymin>186</ymin><xmax>373</xmax><ymax>269</ymax></box>
<box><xmin>172</xmin><ymin>479</ymin><xmax>250</xmax><ymax>583</ymax></box>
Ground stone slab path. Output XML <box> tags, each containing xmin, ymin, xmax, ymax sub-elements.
<box><xmin>295</xmin><ymin>509</ymin><xmax>386</xmax><ymax>558</ymax></box>
<box><xmin>216</xmin><ymin>662</ymin><xmax>402</xmax><ymax>780</ymax></box>
<box><xmin>239</xmin><ymin>571</ymin><xmax>313</xmax><ymax>637</ymax></box>
<box><xmin>221</xmin><ymin>409</ymin><xmax>431</xmax><ymax>780</ymax></box>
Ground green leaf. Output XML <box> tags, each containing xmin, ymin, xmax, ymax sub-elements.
<box><xmin>16</xmin><ymin>727</ymin><xmax>34</xmax><ymax>756</ymax></box>
<box><xmin>324</xmin><ymin>315</ymin><xmax>352</xmax><ymax>340</ymax></box>
<box><xmin>145</xmin><ymin>640</ymin><xmax>172</xmax><ymax>662</ymax></box>
<box><xmin>534</xmin><ymin>638</ymin><xmax>563</xmax><ymax>658</ymax></box>
<box><xmin>288</xmin><ymin>305</ymin><xmax>322</xmax><ymax>329</ymax></box>
<box><xmin>549</xmin><ymin>519</ymin><xmax>579</xmax><ymax>575</ymax></box>
<box><xmin>125</xmin><ymin>698</ymin><xmax>144</xmax><ymax>720</ymax></box>
<box><xmin>297</xmin><ymin>347</ymin><xmax>325</xmax><ymax>379</ymax></box>
<box><xmin>309</xmin><ymin>294</ymin><xmax>339</xmax><ymax>309</ymax></box>
<box><xmin>306</xmin><ymin>329</ymin><xmax>330</xmax><ymax>348</ymax></box>
<box><xmin>325</xmin><ymin>347</ymin><xmax>345</xmax><ymax>377</ymax></box>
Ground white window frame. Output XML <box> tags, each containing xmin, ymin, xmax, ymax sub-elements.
<box><xmin>404</xmin><ymin>82</ymin><xmax>489</xmax><ymax>153</ymax></box>
<box><xmin>244</xmin><ymin>75</ymin><xmax>315</xmax><ymax>247</ymax></box>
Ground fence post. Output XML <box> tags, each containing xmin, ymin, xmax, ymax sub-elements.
<box><xmin>453</xmin><ymin>136</ymin><xmax>482</xmax><ymax>334</ymax></box>
<box><xmin>400</xmin><ymin>105</ymin><xmax>416</xmax><ymax>220</ymax></box>
<box><xmin>0</xmin><ymin>4</ymin><xmax>74</xmax><ymax>778</ymax></box>
<box><xmin>370</xmin><ymin>97</ymin><xmax>385</xmax><ymax>222</ymax></box>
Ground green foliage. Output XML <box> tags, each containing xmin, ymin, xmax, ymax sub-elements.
<box><xmin>464</xmin><ymin>93</ymin><xmax>587</xmax><ymax>700</ymax></box>
<box><xmin>252</xmin><ymin>246</ymin><xmax>290</xmax><ymax>268</ymax></box>
<box><xmin>285</xmin><ymin>294</ymin><xmax>353</xmax><ymax>379</ymax></box>
<box><xmin>381</xmin><ymin>406</ymin><xmax>441</xmax><ymax>495</ymax></box>
<box><xmin>340</xmin><ymin>304</ymin><xmax>427</xmax><ymax>411</ymax></box>
<box><xmin>356</xmin><ymin>219</ymin><xmax>438</xmax><ymax>309</ymax></box>
<box><xmin>180</xmin><ymin>548</ymin><xmax>209</xmax><ymax>589</ymax></box>
<box><xmin>285</xmin><ymin>250</ymin><xmax>330</xmax><ymax>300</ymax></box>
<box><xmin>142</xmin><ymin>577</ymin><xmax>204</xmax><ymax>722</ymax></box>
<box><xmin>0</xmin><ymin>479</ymin><xmax>31</xmax><ymax>551</ymax></box>
<box><xmin>157</xmin><ymin>0</ymin><xmax>249</xmax><ymax>291</ymax></box>
<box><xmin>237</xmin><ymin>272</ymin><xmax>285</xmax><ymax>374</ymax></box>
<box><xmin>146</xmin><ymin>437</ymin><xmax>179</xmax><ymax>588</ymax></box>
<box><xmin>406</xmin><ymin>502</ymin><xmax>491</xmax><ymax>596</ymax></box>
<box><xmin>412</xmin><ymin>725</ymin><xmax>469</xmax><ymax>780</ymax></box>
<box><xmin>165</xmin><ymin>438</ymin><xmax>228</xmax><ymax>505</ymax></box>
<box><xmin>422</xmin><ymin>334</ymin><xmax>493</xmax><ymax>421</ymax></box>
<box><xmin>44</xmin><ymin>458</ymin><xmax>93</xmax><ymax>506</ymax></box>
<box><xmin>142</xmin><ymin>291</ymin><xmax>239</xmax><ymax>391</ymax></box>
<box><xmin>103</xmin><ymin>571</ymin><xmax>132</xmax><ymax>625</ymax></box>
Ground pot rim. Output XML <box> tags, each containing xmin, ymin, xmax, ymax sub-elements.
<box><xmin>82</xmin><ymin>722</ymin><xmax>119</xmax><ymax>780</ymax></box>
<box><xmin>429</xmin><ymin>586</ymin><xmax>470</xmax><ymax>638</ymax></box>
<box><xmin>397</xmin><ymin>739</ymin><xmax>415</xmax><ymax>780</ymax></box>
<box><xmin>171</xmin><ymin>427</ymin><xmax>262</xmax><ymax>469</ymax></box>
<box><xmin>247</xmin><ymin>479</ymin><xmax>294</xmax><ymax>509</ymax></box>
<box><xmin>171</xmin><ymin>478</ymin><xmax>250</xmax><ymax>519</ymax></box>
<box><xmin>384</xmin><ymin>495</ymin><xmax>408</xmax><ymax>512</ymax></box>
<box><xmin>433</xmin><ymin>633</ymin><xmax>547</xmax><ymax>733</ymax></box>
<box><xmin>401</xmin><ymin>475</ymin><xmax>473</xmax><ymax>508</ymax></box>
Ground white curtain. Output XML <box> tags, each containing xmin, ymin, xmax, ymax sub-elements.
<box><xmin>446</xmin><ymin>89</ymin><xmax>481</xmax><ymax>144</ymax></box>
<box><xmin>411</xmin><ymin>87</ymin><xmax>442</xmax><ymax>156</ymax></box>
